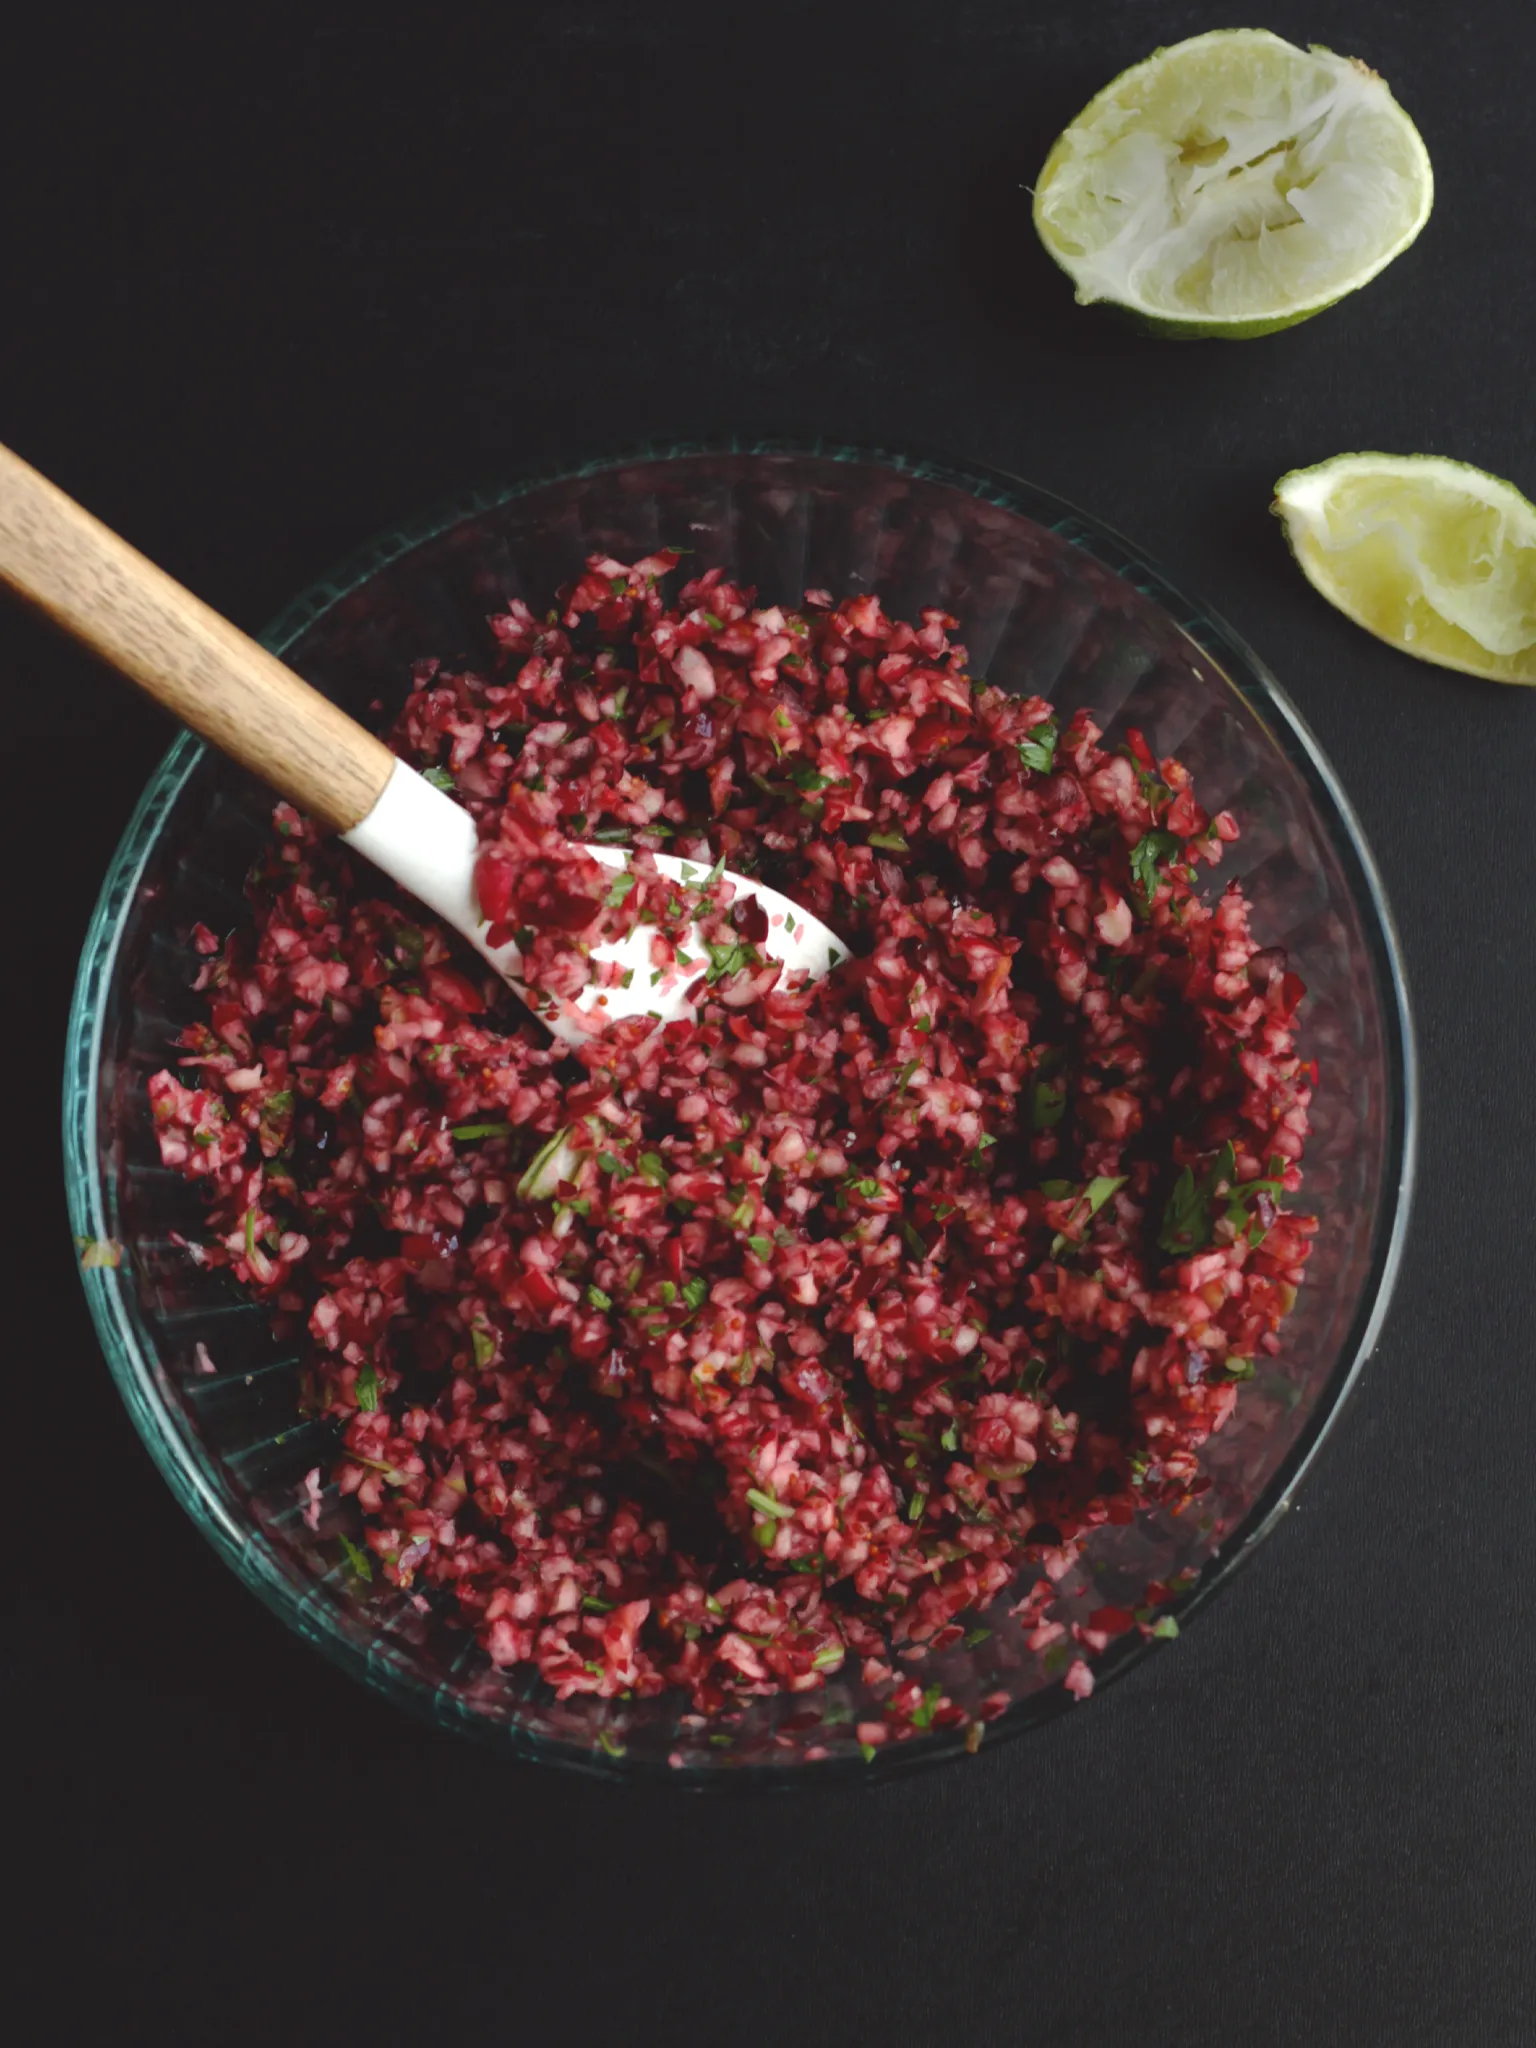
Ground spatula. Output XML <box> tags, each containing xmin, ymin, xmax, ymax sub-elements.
<box><xmin>0</xmin><ymin>442</ymin><xmax>845</xmax><ymax>1041</ymax></box>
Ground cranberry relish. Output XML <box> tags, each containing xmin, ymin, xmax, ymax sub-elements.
<box><xmin>150</xmin><ymin>555</ymin><xmax>1314</xmax><ymax>1724</ymax></box>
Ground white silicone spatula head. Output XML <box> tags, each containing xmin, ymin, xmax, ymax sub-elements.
<box><xmin>344</xmin><ymin>761</ymin><xmax>845</xmax><ymax>1042</ymax></box>
<box><xmin>0</xmin><ymin>441</ymin><xmax>848</xmax><ymax>1035</ymax></box>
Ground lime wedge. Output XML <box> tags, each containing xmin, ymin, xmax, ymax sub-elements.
<box><xmin>1032</xmin><ymin>29</ymin><xmax>1433</xmax><ymax>338</ymax></box>
<box><xmin>1274</xmin><ymin>455</ymin><xmax>1536</xmax><ymax>684</ymax></box>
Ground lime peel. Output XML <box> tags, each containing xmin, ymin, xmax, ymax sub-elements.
<box><xmin>1274</xmin><ymin>454</ymin><xmax>1536</xmax><ymax>684</ymax></box>
<box><xmin>1033</xmin><ymin>29</ymin><xmax>1433</xmax><ymax>339</ymax></box>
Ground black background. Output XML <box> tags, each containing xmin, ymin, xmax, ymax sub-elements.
<box><xmin>7</xmin><ymin>5</ymin><xmax>1534</xmax><ymax>2043</ymax></box>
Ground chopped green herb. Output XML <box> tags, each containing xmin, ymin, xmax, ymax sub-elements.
<box><xmin>471</xmin><ymin>1325</ymin><xmax>496</xmax><ymax>1368</ymax></box>
<box><xmin>703</xmin><ymin>939</ymin><xmax>753</xmax><ymax>984</ymax></box>
<box><xmin>859</xmin><ymin>1741</ymin><xmax>878</xmax><ymax>1764</ymax></box>
<box><xmin>422</xmin><ymin>764</ymin><xmax>456</xmax><ymax>791</ymax></box>
<box><xmin>1222</xmin><ymin>1355</ymin><xmax>1256</xmax><ymax>1381</ymax></box>
<box><xmin>1016</xmin><ymin>717</ymin><xmax>1058</xmax><ymax>774</ymax></box>
<box><xmin>907</xmin><ymin>1492</ymin><xmax>927</xmax><ymax>1523</ymax></box>
<box><xmin>1157</xmin><ymin>1140</ymin><xmax>1235</xmax><ymax>1256</ymax></box>
<box><xmin>639</xmin><ymin>1152</ymin><xmax>669</xmax><ymax>1186</ymax></box>
<box><xmin>868</xmin><ymin>830</ymin><xmax>909</xmax><ymax>853</ymax></box>
<box><xmin>596</xmin><ymin>1150</ymin><xmax>631</xmax><ymax>1178</ymax></box>
<box><xmin>812</xmin><ymin>1643</ymin><xmax>845</xmax><ymax>1671</ymax></box>
<box><xmin>1049</xmin><ymin>1174</ymin><xmax>1128</xmax><ymax>1259</ymax></box>
<box><xmin>1030</xmin><ymin>1079</ymin><xmax>1067</xmax><ymax>1130</ymax></box>
<box><xmin>338</xmin><ymin>1533</ymin><xmax>372</xmax><ymax>1581</ymax></box>
<box><xmin>597</xmin><ymin>1728</ymin><xmax>627</xmax><ymax>1758</ymax></box>
<box><xmin>962</xmin><ymin>1626</ymin><xmax>992</xmax><ymax>1649</ymax></box>
<box><xmin>681</xmin><ymin>1276</ymin><xmax>709</xmax><ymax>1313</ymax></box>
<box><xmin>745</xmin><ymin>1486</ymin><xmax>796</xmax><ymax>1521</ymax></box>
<box><xmin>1152</xmin><ymin>1615</ymin><xmax>1180</xmax><ymax>1639</ymax></box>
<box><xmin>355</xmin><ymin>1362</ymin><xmax>380</xmax><ymax>1412</ymax></box>
<box><xmin>940</xmin><ymin>1422</ymin><xmax>959</xmax><ymax>1453</ymax></box>
<box><xmin>451</xmin><ymin>1121</ymin><xmax>514</xmax><ymax>1141</ymax></box>
<box><xmin>658</xmin><ymin>1280</ymin><xmax>677</xmax><ymax>1306</ymax></box>
<box><xmin>900</xmin><ymin>1219</ymin><xmax>929</xmax><ymax>1262</ymax></box>
<box><xmin>1129</xmin><ymin>828</ymin><xmax>1183</xmax><ymax>909</ymax></box>
<box><xmin>746</xmin><ymin>1234</ymin><xmax>774</xmax><ymax>1261</ymax></box>
<box><xmin>910</xmin><ymin>1682</ymin><xmax>944</xmax><ymax>1729</ymax></box>
<box><xmin>605</xmin><ymin>871</ymin><xmax>637</xmax><ymax>909</ymax></box>
<box><xmin>586</xmin><ymin>1285</ymin><xmax>613</xmax><ymax>1311</ymax></box>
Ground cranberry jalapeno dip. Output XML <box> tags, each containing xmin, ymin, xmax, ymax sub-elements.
<box><xmin>150</xmin><ymin>556</ymin><xmax>1314</xmax><ymax>1729</ymax></box>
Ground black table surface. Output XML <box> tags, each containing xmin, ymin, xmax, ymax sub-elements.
<box><xmin>8</xmin><ymin>5</ymin><xmax>1533</xmax><ymax>2042</ymax></box>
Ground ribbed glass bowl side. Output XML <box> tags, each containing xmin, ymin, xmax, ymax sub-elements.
<box><xmin>63</xmin><ymin>439</ymin><xmax>1415</xmax><ymax>1785</ymax></box>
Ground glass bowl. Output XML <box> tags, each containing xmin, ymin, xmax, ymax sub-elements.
<box><xmin>63</xmin><ymin>438</ymin><xmax>1415</xmax><ymax>1785</ymax></box>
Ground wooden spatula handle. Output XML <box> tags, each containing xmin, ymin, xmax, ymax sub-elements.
<box><xmin>0</xmin><ymin>441</ymin><xmax>395</xmax><ymax>832</ymax></box>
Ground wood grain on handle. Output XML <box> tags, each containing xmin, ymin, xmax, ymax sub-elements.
<box><xmin>0</xmin><ymin>442</ymin><xmax>396</xmax><ymax>832</ymax></box>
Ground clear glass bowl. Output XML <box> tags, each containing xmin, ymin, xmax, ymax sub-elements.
<box><xmin>63</xmin><ymin>439</ymin><xmax>1416</xmax><ymax>1785</ymax></box>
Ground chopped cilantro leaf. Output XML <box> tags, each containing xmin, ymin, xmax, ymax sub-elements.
<box><xmin>1030</xmin><ymin>1079</ymin><xmax>1067</xmax><ymax>1130</ymax></box>
<box><xmin>900</xmin><ymin>1219</ymin><xmax>929</xmax><ymax>1261</ymax></box>
<box><xmin>1017</xmin><ymin>718</ymin><xmax>1058</xmax><ymax>774</ymax></box>
<box><xmin>1157</xmin><ymin>1140</ymin><xmax>1235</xmax><ymax>1256</ymax></box>
<box><xmin>910</xmin><ymin>1681</ymin><xmax>944</xmax><ymax>1728</ymax></box>
<box><xmin>1129</xmin><ymin>828</ymin><xmax>1182</xmax><ymax>910</ymax></box>
<box><xmin>355</xmin><ymin>1362</ymin><xmax>380</xmax><ymax>1412</ymax></box>
<box><xmin>1085</xmin><ymin>1174</ymin><xmax>1127</xmax><ymax>1217</ymax></box>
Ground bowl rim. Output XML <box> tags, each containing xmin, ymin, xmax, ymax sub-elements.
<box><xmin>63</xmin><ymin>432</ymin><xmax>1418</xmax><ymax>1787</ymax></box>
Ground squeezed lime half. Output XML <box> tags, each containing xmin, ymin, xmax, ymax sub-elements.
<box><xmin>1033</xmin><ymin>29</ymin><xmax>1433</xmax><ymax>338</ymax></box>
